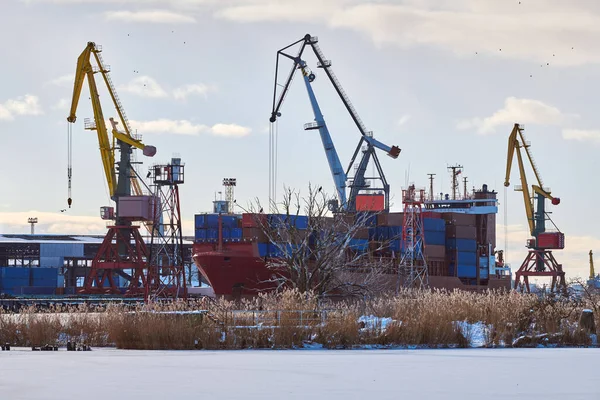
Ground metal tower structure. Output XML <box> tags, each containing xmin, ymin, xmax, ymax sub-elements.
<box><xmin>447</xmin><ymin>164</ymin><xmax>463</xmax><ymax>200</ymax></box>
<box><xmin>269</xmin><ymin>34</ymin><xmax>400</xmax><ymax>212</ymax></box>
<box><xmin>223</xmin><ymin>178</ymin><xmax>237</xmax><ymax>215</ymax></box>
<box><xmin>28</xmin><ymin>217</ymin><xmax>38</xmax><ymax>235</ymax></box>
<box><xmin>504</xmin><ymin>123</ymin><xmax>565</xmax><ymax>294</ymax></box>
<box><xmin>146</xmin><ymin>158</ymin><xmax>188</xmax><ymax>301</ymax></box>
<box><xmin>397</xmin><ymin>185</ymin><xmax>429</xmax><ymax>290</ymax></box>
<box><xmin>427</xmin><ymin>173</ymin><xmax>436</xmax><ymax>201</ymax></box>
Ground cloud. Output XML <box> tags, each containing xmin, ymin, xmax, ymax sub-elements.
<box><xmin>118</xmin><ymin>76</ymin><xmax>169</xmax><ymax>98</ymax></box>
<box><xmin>172</xmin><ymin>83</ymin><xmax>217</xmax><ymax>100</ymax></box>
<box><xmin>52</xmin><ymin>98</ymin><xmax>70</xmax><ymax>111</ymax></box>
<box><xmin>209</xmin><ymin>123</ymin><xmax>251</xmax><ymax>137</ymax></box>
<box><xmin>0</xmin><ymin>95</ymin><xmax>43</xmax><ymax>121</ymax></box>
<box><xmin>0</xmin><ymin>211</ymin><xmax>107</xmax><ymax>235</ymax></box>
<box><xmin>129</xmin><ymin>119</ymin><xmax>251</xmax><ymax>137</ymax></box>
<box><xmin>46</xmin><ymin>74</ymin><xmax>74</xmax><ymax>87</ymax></box>
<box><xmin>457</xmin><ymin>97</ymin><xmax>573</xmax><ymax>134</ymax></box>
<box><xmin>397</xmin><ymin>114</ymin><xmax>411</xmax><ymax>127</ymax></box>
<box><xmin>562</xmin><ymin>129</ymin><xmax>600</xmax><ymax>144</ymax></box>
<box><xmin>129</xmin><ymin>119</ymin><xmax>207</xmax><ymax>135</ymax></box>
<box><xmin>104</xmin><ymin>9</ymin><xmax>196</xmax><ymax>24</ymax></box>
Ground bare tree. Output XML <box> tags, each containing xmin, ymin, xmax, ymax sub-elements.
<box><xmin>251</xmin><ymin>185</ymin><xmax>398</xmax><ymax>298</ymax></box>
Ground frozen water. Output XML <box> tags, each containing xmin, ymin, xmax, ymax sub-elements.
<box><xmin>0</xmin><ymin>348</ymin><xmax>598</xmax><ymax>399</ymax></box>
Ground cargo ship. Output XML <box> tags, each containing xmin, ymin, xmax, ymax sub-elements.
<box><xmin>192</xmin><ymin>183</ymin><xmax>512</xmax><ymax>299</ymax></box>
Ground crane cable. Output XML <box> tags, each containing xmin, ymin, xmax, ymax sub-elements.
<box><xmin>67</xmin><ymin>122</ymin><xmax>73</xmax><ymax>208</ymax></box>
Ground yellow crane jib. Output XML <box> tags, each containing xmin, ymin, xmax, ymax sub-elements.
<box><xmin>504</xmin><ymin>123</ymin><xmax>560</xmax><ymax>236</ymax></box>
<box><xmin>66</xmin><ymin>41</ymin><xmax>156</xmax><ymax>208</ymax></box>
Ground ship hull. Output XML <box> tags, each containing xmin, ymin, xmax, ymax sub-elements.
<box><xmin>193</xmin><ymin>243</ymin><xmax>511</xmax><ymax>299</ymax></box>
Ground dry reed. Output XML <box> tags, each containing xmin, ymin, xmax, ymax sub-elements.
<box><xmin>0</xmin><ymin>289</ymin><xmax>597</xmax><ymax>350</ymax></box>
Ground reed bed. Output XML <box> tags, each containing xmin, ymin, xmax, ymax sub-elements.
<box><xmin>0</xmin><ymin>289</ymin><xmax>597</xmax><ymax>350</ymax></box>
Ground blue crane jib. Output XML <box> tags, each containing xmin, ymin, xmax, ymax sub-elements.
<box><xmin>270</xmin><ymin>34</ymin><xmax>401</xmax><ymax>212</ymax></box>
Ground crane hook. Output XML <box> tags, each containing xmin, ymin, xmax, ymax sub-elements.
<box><xmin>68</xmin><ymin>198</ymin><xmax>72</xmax><ymax>208</ymax></box>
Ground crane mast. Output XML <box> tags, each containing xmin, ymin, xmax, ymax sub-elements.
<box><xmin>270</xmin><ymin>34</ymin><xmax>400</xmax><ymax>212</ymax></box>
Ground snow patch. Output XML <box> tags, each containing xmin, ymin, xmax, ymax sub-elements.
<box><xmin>358</xmin><ymin>315</ymin><xmax>396</xmax><ymax>332</ymax></box>
<box><xmin>454</xmin><ymin>321</ymin><xmax>490</xmax><ymax>348</ymax></box>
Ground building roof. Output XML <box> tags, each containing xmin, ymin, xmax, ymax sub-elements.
<box><xmin>0</xmin><ymin>234</ymin><xmax>195</xmax><ymax>245</ymax></box>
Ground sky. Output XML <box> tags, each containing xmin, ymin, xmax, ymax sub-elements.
<box><xmin>0</xmin><ymin>0</ymin><xmax>599</xmax><ymax>280</ymax></box>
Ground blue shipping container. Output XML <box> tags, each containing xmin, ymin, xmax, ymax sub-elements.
<box><xmin>349</xmin><ymin>239</ymin><xmax>368</xmax><ymax>252</ymax></box>
<box><xmin>446</xmin><ymin>238</ymin><xmax>477</xmax><ymax>252</ymax></box>
<box><xmin>457</xmin><ymin>265</ymin><xmax>477</xmax><ymax>278</ymax></box>
<box><xmin>221</xmin><ymin>216</ymin><xmax>237</xmax><ymax>229</ymax></box>
<box><xmin>195</xmin><ymin>229</ymin><xmax>207</xmax><ymax>240</ymax></box>
<box><xmin>458</xmin><ymin>251</ymin><xmax>477</xmax><ymax>265</ymax></box>
<box><xmin>195</xmin><ymin>214</ymin><xmax>206</xmax><ymax>228</ymax></box>
<box><xmin>258</xmin><ymin>243</ymin><xmax>269</xmax><ymax>257</ymax></box>
<box><xmin>390</xmin><ymin>240</ymin><xmax>401</xmax><ymax>252</ymax></box>
<box><xmin>424</xmin><ymin>231</ymin><xmax>445</xmax><ymax>246</ymax></box>
<box><xmin>479</xmin><ymin>256</ymin><xmax>489</xmax><ymax>267</ymax></box>
<box><xmin>31</xmin><ymin>268</ymin><xmax>58</xmax><ymax>280</ymax></box>
<box><xmin>480</xmin><ymin>267</ymin><xmax>489</xmax><ymax>279</ymax></box>
<box><xmin>1</xmin><ymin>267</ymin><xmax>30</xmax><ymax>280</ymax></box>
<box><xmin>388</xmin><ymin>226</ymin><xmax>402</xmax><ymax>238</ymax></box>
<box><xmin>423</xmin><ymin>218</ymin><xmax>446</xmax><ymax>232</ymax></box>
<box><xmin>231</xmin><ymin>228</ymin><xmax>243</xmax><ymax>239</ymax></box>
<box><xmin>207</xmin><ymin>229</ymin><xmax>218</xmax><ymax>240</ymax></box>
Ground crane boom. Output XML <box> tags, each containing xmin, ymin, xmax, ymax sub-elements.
<box><xmin>270</xmin><ymin>34</ymin><xmax>400</xmax><ymax>212</ymax></box>
<box><xmin>301</xmin><ymin>62</ymin><xmax>347</xmax><ymax>206</ymax></box>
<box><xmin>504</xmin><ymin>123</ymin><xmax>559</xmax><ymax>237</ymax></box>
<box><xmin>67</xmin><ymin>42</ymin><xmax>155</xmax><ymax>207</ymax></box>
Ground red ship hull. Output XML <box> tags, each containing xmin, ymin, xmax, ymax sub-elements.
<box><xmin>193</xmin><ymin>242</ymin><xmax>511</xmax><ymax>299</ymax></box>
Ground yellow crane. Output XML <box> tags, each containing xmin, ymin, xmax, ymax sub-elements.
<box><xmin>67</xmin><ymin>41</ymin><xmax>155</xmax><ymax>211</ymax></box>
<box><xmin>504</xmin><ymin>123</ymin><xmax>560</xmax><ymax>238</ymax></box>
<box><xmin>504</xmin><ymin>123</ymin><xmax>565</xmax><ymax>293</ymax></box>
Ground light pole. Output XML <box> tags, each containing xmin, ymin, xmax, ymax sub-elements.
<box><xmin>28</xmin><ymin>217</ymin><xmax>38</xmax><ymax>235</ymax></box>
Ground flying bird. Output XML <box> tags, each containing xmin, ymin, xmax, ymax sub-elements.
<box><xmin>318</xmin><ymin>186</ymin><xmax>322</xmax><ymax>192</ymax></box>
<box><xmin>60</xmin><ymin>209</ymin><xmax>66</xmax><ymax>213</ymax></box>
<box><xmin>259</xmin><ymin>207</ymin><xmax>264</xmax><ymax>213</ymax></box>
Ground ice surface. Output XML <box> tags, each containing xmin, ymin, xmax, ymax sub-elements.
<box><xmin>0</xmin><ymin>348</ymin><xmax>598</xmax><ymax>400</ymax></box>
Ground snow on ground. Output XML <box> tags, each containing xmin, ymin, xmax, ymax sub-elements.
<box><xmin>0</xmin><ymin>348</ymin><xmax>598</xmax><ymax>399</ymax></box>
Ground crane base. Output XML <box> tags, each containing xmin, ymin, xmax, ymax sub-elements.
<box><xmin>513</xmin><ymin>249</ymin><xmax>566</xmax><ymax>294</ymax></box>
<box><xmin>79</xmin><ymin>226</ymin><xmax>149</xmax><ymax>296</ymax></box>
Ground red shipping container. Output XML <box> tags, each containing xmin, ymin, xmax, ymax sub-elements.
<box><xmin>443</xmin><ymin>213</ymin><xmax>476</xmax><ymax>226</ymax></box>
<box><xmin>446</xmin><ymin>225</ymin><xmax>477</xmax><ymax>240</ymax></box>
<box><xmin>536</xmin><ymin>232</ymin><xmax>565</xmax><ymax>249</ymax></box>
<box><xmin>378</xmin><ymin>212</ymin><xmax>404</xmax><ymax>226</ymax></box>
<box><xmin>422</xmin><ymin>211</ymin><xmax>442</xmax><ymax>219</ymax></box>
<box><xmin>356</xmin><ymin>194</ymin><xmax>385</xmax><ymax>212</ymax></box>
<box><xmin>242</xmin><ymin>213</ymin><xmax>266</xmax><ymax>228</ymax></box>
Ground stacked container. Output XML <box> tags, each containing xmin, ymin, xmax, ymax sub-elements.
<box><xmin>195</xmin><ymin>213</ymin><xmax>242</xmax><ymax>242</ymax></box>
<box><xmin>422</xmin><ymin>216</ymin><xmax>446</xmax><ymax>275</ymax></box>
<box><xmin>443</xmin><ymin>213</ymin><xmax>478</xmax><ymax>278</ymax></box>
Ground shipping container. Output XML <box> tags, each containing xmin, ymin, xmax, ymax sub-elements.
<box><xmin>424</xmin><ymin>244</ymin><xmax>445</xmax><ymax>259</ymax></box>
<box><xmin>423</xmin><ymin>218</ymin><xmax>446</xmax><ymax>232</ymax></box>
<box><xmin>446</xmin><ymin>225</ymin><xmax>477</xmax><ymax>240</ymax></box>
<box><xmin>349</xmin><ymin>238</ymin><xmax>369</xmax><ymax>252</ymax></box>
<box><xmin>457</xmin><ymin>265</ymin><xmax>477</xmax><ymax>278</ymax></box>
<box><xmin>446</xmin><ymin>238</ymin><xmax>477</xmax><ymax>252</ymax></box>
<box><xmin>355</xmin><ymin>194</ymin><xmax>385</xmax><ymax>212</ymax></box>
<box><xmin>258</xmin><ymin>243</ymin><xmax>269</xmax><ymax>257</ymax></box>
<box><xmin>195</xmin><ymin>229</ymin><xmax>207</xmax><ymax>241</ymax></box>
<box><xmin>443</xmin><ymin>213</ymin><xmax>476</xmax><ymax>226</ymax></box>
<box><xmin>355</xmin><ymin>212</ymin><xmax>378</xmax><ymax>227</ymax></box>
<box><xmin>1</xmin><ymin>267</ymin><xmax>30</xmax><ymax>280</ymax></box>
<box><xmin>388</xmin><ymin>226</ymin><xmax>402</xmax><ymax>238</ymax></box>
<box><xmin>457</xmin><ymin>251</ymin><xmax>477</xmax><ymax>265</ymax></box>
<box><xmin>422</xmin><ymin>212</ymin><xmax>442</xmax><ymax>219</ymax></box>
<box><xmin>424</xmin><ymin>231</ymin><xmax>445</xmax><ymax>246</ymax></box>
<box><xmin>242</xmin><ymin>227</ymin><xmax>268</xmax><ymax>242</ymax></box>
<box><xmin>377</xmin><ymin>212</ymin><xmax>404</xmax><ymax>226</ymax></box>
<box><xmin>242</xmin><ymin>213</ymin><xmax>267</xmax><ymax>228</ymax></box>
<box><xmin>231</xmin><ymin>228</ymin><xmax>243</xmax><ymax>240</ymax></box>
<box><xmin>536</xmin><ymin>232</ymin><xmax>565</xmax><ymax>249</ymax></box>
<box><xmin>480</xmin><ymin>267</ymin><xmax>489</xmax><ymax>279</ymax></box>
<box><xmin>207</xmin><ymin>229</ymin><xmax>218</xmax><ymax>240</ymax></box>
<box><xmin>389</xmin><ymin>240</ymin><xmax>401</xmax><ymax>252</ymax></box>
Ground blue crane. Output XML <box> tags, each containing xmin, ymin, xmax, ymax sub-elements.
<box><xmin>270</xmin><ymin>34</ymin><xmax>400</xmax><ymax>212</ymax></box>
<box><xmin>299</xmin><ymin>60</ymin><xmax>347</xmax><ymax>207</ymax></box>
